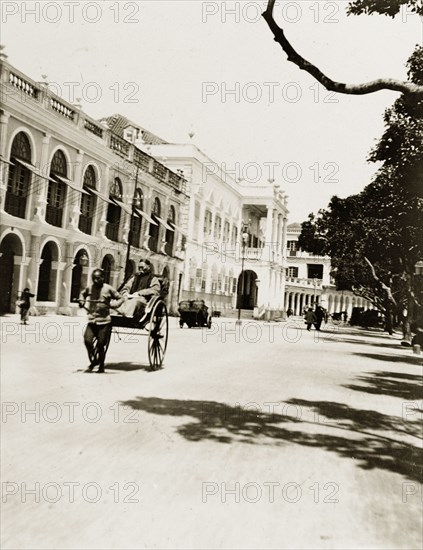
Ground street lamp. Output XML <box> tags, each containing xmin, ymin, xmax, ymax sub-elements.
<box><xmin>236</xmin><ymin>226</ymin><xmax>250</xmax><ymax>326</ymax></box>
<box><xmin>313</xmin><ymin>277</ymin><xmax>318</xmax><ymax>306</ymax></box>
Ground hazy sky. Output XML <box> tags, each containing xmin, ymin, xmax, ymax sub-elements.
<box><xmin>2</xmin><ymin>0</ymin><xmax>422</xmax><ymax>221</ymax></box>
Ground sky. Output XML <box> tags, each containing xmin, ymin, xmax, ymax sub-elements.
<box><xmin>2</xmin><ymin>0</ymin><xmax>422</xmax><ymax>221</ymax></box>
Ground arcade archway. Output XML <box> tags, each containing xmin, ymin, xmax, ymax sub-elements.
<box><xmin>0</xmin><ymin>233</ymin><xmax>24</xmax><ymax>313</ymax></box>
<box><xmin>237</xmin><ymin>269</ymin><xmax>258</xmax><ymax>310</ymax></box>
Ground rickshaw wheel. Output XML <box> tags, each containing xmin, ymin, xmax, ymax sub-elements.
<box><xmin>207</xmin><ymin>315</ymin><xmax>212</xmax><ymax>329</ymax></box>
<box><xmin>148</xmin><ymin>301</ymin><xmax>168</xmax><ymax>370</ymax></box>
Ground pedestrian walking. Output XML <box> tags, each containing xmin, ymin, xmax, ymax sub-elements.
<box><xmin>18</xmin><ymin>288</ymin><xmax>35</xmax><ymax>325</ymax></box>
<box><xmin>286</xmin><ymin>307</ymin><xmax>293</xmax><ymax>318</ymax></box>
<box><xmin>304</xmin><ymin>308</ymin><xmax>317</xmax><ymax>331</ymax></box>
<box><xmin>314</xmin><ymin>305</ymin><xmax>325</xmax><ymax>331</ymax></box>
<box><xmin>78</xmin><ymin>269</ymin><xmax>123</xmax><ymax>373</ymax></box>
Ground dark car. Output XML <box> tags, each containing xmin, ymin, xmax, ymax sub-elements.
<box><xmin>178</xmin><ymin>299</ymin><xmax>212</xmax><ymax>329</ymax></box>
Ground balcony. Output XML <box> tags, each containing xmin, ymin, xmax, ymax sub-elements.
<box><xmin>286</xmin><ymin>277</ymin><xmax>323</xmax><ymax>288</ymax></box>
<box><xmin>110</xmin><ymin>134</ymin><xmax>130</xmax><ymax>157</ymax></box>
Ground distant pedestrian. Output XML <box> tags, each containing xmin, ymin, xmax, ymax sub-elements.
<box><xmin>304</xmin><ymin>308</ymin><xmax>317</xmax><ymax>331</ymax></box>
<box><xmin>342</xmin><ymin>311</ymin><xmax>348</xmax><ymax>323</ymax></box>
<box><xmin>18</xmin><ymin>288</ymin><xmax>35</xmax><ymax>325</ymax></box>
<box><xmin>79</xmin><ymin>269</ymin><xmax>123</xmax><ymax>373</ymax></box>
<box><xmin>314</xmin><ymin>305</ymin><xmax>325</xmax><ymax>331</ymax></box>
<box><xmin>286</xmin><ymin>307</ymin><xmax>293</xmax><ymax>318</ymax></box>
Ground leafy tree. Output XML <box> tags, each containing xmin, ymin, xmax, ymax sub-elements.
<box><xmin>298</xmin><ymin>48</ymin><xmax>423</xmax><ymax>337</ymax></box>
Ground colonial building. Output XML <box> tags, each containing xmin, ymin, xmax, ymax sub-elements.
<box><xmin>0</xmin><ymin>54</ymin><xmax>188</xmax><ymax>315</ymax></box>
<box><xmin>0</xmin><ymin>52</ymin><xmax>290</xmax><ymax>320</ymax></box>
<box><xmin>284</xmin><ymin>222</ymin><xmax>371</xmax><ymax>316</ymax></box>
<box><xmin>139</xmin><ymin>141</ymin><xmax>289</xmax><ymax>319</ymax></box>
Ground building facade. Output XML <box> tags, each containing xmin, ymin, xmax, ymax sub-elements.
<box><xmin>143</xmin><ymin>143</ymin><xmax>289</xmax><ymax>319</ymax></box>
<box><xmin>284</xmin><ymin>223</ymin><xmax>371</xmax><ymax>316</ymax></box>
<box><xmin>0</xmin><ymin>54</ymin><xmax>291</xmax><ymax>320</ymax></box>
<box><xmin>0</xmin><ymin>54</ymin><xmax>188</xmax><ymax>315</ymax></box>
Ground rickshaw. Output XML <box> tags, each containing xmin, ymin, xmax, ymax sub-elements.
<box><xmin>80</xmin><ymin>275</ymin><xmax>169</xmax><ymax>371</ymax></box>
<box><xmin>178</xmin><ymin>299</ymin><xmax>212</xmax><ymax>329</ymax></box>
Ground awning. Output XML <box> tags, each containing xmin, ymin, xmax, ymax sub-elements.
<box><xmin>86</xmin><ymin>187</ymin><xmax>114</xmax><ymax>203</ymax></box>
<box><xmin>134</xmin><ymin>208</ymin><xmax>158</xmax><ymax>225</ymax></box>
<box><xmin>168</xmin><ymin>221</ymin><xmax>184</xmax><ymax>233</ymax></box>
<box><xmin>155</xmin><ymin>215</ymin><xmax>174</xmax><ymax>231</ymax></box>
<box><xmin>54</xmin><ymin>175</ymin><xmax>89</xmax><ymax>195</ymax></box>
<box><xmin>110</xmin><ymin>197</ymin><xmax>132</xmax><ymax>216</ymax></box>
<box><xmin>0</xmin><ymin>156</ymin><xmax>15</xmax><ymax>166</ymax></box>
<box><xmin>14</xmin><ymin>158</ymin><xmax>51</xmax><ymax>180</ymax></box>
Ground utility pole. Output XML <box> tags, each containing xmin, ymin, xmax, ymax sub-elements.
<box><xmin>124</xmin><ymin>165</ymin><xmax>139</xmax><ymax>281</ymax></box>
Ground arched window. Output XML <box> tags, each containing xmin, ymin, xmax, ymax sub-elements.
<box><xmin>101</xmin><ymin>255</ymin><xmax>113</xmax><ymax>284</ymax></box>
<box><xmin>130</xmin><ymin>188</ymin><xmax>143</xmax><ymax>247</ymax></box>
<box><xmin>149</xmin><ymin>197</ymin><xmax>161</xmax><ymax>252</ymax></box>
<box><xmin>106</xmin><ymin>178</ymin><xmax>122</xmax><ymax>241</ymax></box>
<box><xmin>5</xmin><ymin>132</ymin><xmax>32</xmax><ymax>219</ymax></box>
<box><xmin>46</xmin><ymin>150</ymin><xmax>67</xmax><ymax>227</ymax></box>
<box><xmin>165</xmin><ymin>205</ymin><xmax>176</xmax><ymax>256</ymax></box>
<box><xmin>37</xmin><ymin>242</ymin><xmax>59</xmax><ymax>302</ymax></box>
<box><xmin>79</xmin><ymin>166</ymin><xmax>96</xmax><ymax>235</ymax></box>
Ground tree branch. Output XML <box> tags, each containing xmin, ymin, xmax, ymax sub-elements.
<box><xmin>262</xmin><ymin>0</ymin><xmax>423</xmax><ymax>96</ymax></box>
<box><xmin>363</xmin><ymin>256</ymin><xmax>397</xmax><ymax>305</ymax></box>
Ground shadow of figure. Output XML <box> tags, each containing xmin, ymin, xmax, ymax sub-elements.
<box><xmin>121</xmin><ymin>396</ymin><xmax>422</xmax><ymax>483</ymax></box>
<box><xmin>344</xmin><ymin>370</ymin><xmax>423</xmax><ymax>401</ymax></box>
<box><xmin>105</xmin><ymin>362</ymin><xmax>150</xmax><ymax>372</ymax></box>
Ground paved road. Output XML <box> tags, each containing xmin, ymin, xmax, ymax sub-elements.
<box><xmin>1</xmin><ymin>313</ymin><xmax>422</xmax><ymax>549</ymax></box>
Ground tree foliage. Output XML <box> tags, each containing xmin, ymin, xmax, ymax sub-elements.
<box><xmin>347</xmin><ymin>0</ymin><xmax>423</xmax><ymax>17</ymax></box>
<box><xmin>298</xmin><ymin>47</ymin><xmax>423</xmax><ymax>333</ymax></box>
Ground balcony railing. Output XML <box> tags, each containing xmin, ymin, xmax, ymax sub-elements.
<box><xmin>134</xmin><ymin>148</ymin><xmax>151</xmax><ymax>172</ymax></box>
<box><xmin>84</xmin><ymin>118</ymin><xmax>103</xmax><ymax>138</ymax></box>
<box><xmin>153</xmin><ymin>160</ymin><xmax>168</xmax><ymax>182</ymax></box>
<box><xmin>286</xmin><ymin>277</ymin><xmax>323</xmax><ymax>287</ymax></box>
<box><xmin>110</xmin><ymin>134</ymin><xmax>130</xmax><ymax>157</ymax></box>
<box><xmin>49</xmin><ymin>98</ymin><xmax>75</xmax><ymax>120</ymax></box>
<box><xmin>9</xmin><ymin>72</ymin><xmax>40</xmax><ymax>99</ymax></box>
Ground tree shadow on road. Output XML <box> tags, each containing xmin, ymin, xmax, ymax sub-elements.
<box><xmin>334</xmin><ymin>337</ymin><xmax>404</xmax><ymax>350</ymax></box>
<box><xmin>352</xmin><ymin>351</ymin><xmax>422</xmax><ymax>366</ymax></box>
<box><xmin>121</xmin><ymin>395</ymin><xmax>422</xmax><ymax>483</ymax></box>
<box><xmin>344</xmin><ymin>370</ymin><xmax>423</xmax><ymax>401</ymax></box>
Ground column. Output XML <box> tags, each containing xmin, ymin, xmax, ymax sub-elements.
<box><xmin>33</xmin><ymin>133</ymin><xmax>51</xmax><ymax>222</ymax></box>
<box><xmin>67</xmin><ymin>149</ymin><xmax>84</xmax><ymax>230</ymax></box>
<box><xmin>0</xmin><ymin>111</ymin><xmax>10</xmax><ymax>212</ymax></box>
<box><xmin>197</xmin><ymin>201</ymin><xmax>206</xmax><ymax>243</ymax></box>
<box><xmin>265</xmin><ymin>206</ymin><xmax>274</xmax><ymax>267</ymax></box>
<box><xmin>26</xmin><ymin>235</ymin><xmax>42</xmax><ymax>293</ymax></box>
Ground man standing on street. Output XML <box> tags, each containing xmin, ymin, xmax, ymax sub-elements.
<box><xmin>79</xmin><ymin>269</ymin><xmax>123</xmax><ymax>373</ymax></box>
<box><xmin>314</xmin><ymin>305</ymin><xmax>326</xmax><ymax>331</ymax></box>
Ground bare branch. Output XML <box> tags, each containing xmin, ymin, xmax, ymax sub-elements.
<box><xmin>363</xmin><ymin>257</ymin><xmax>397</xmax><ymax>305</ymax></box>
<box><xmin>262</xmin><ymin>0</ymin><xmax>423</xmax><ymax>96</ymax></box>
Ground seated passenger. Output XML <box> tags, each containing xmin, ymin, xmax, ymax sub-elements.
<box><xmin>117</xmin><ymin>259</ymin><xmax>161</xmax><ymax>321</ymax></box>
